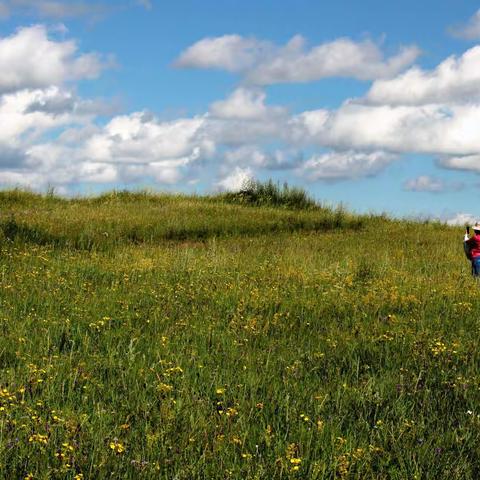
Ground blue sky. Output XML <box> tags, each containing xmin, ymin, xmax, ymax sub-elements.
<box><xmin>1</xmin><ymin>0</ymin><xmax>480</xmax><ymax>222</ymax></box>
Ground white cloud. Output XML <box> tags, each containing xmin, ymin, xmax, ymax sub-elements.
<box><xmin>292</xmin><ymin>103</ymin><xmax>480</xmax><ymax>156</ymax></box>
<box><xmin>6</xmin><ymin>30</ymin><xmax>480</xmax><ymax>195</ymax></box>
<box><xmin>83</xmin><ymin>112</ymin><xmax>214</xmax><ymax>164</ymax></box>
<box><xmin>0</xmin><ymin>25</ymin><xmax>108</xmax><ymax>94</ymax></box>
<box><xmin>0</xmin><ymin>87</ymin><xmax>101</xmax><ymax>147</ymax></box>
<box><xmin>6</xmin><ymin>85</ymin><xmax>480</xmax><ymax>192</ymax></box>
<box><xmin>175</xmin><ymin>35</ymin><xmax>271</xmax><ymax>73</ymax></box>
<box><xmin>176</xmin><ymin>34</ymin><xmax>420</xmax><ymax>84</ymax></box>
<box><xmin>445</xmin><ymin>212</ymin><xmax>478</xmax><ymax>226</ymax></box>
<box><xmin>449</xmin><ymin>9</ymin><xmax>480</xmax><ymax>40</ymax></box>
<box><xmin>439</xmin><ymin>154</ymin><xmax>480</xmax><ymax>173</ymax></box>
<box><xmin>367</xmin><ymin>45</ymin><xmax>480</xmax><ymax>105</ymax></box>
<box><xmin>75</xmin><ymin>161</ymin><xmax>119</xmax><ymax>184</ymax></box>
<box><xmin>0</xmin><ymin>170</ymin><xmax>47</xmax><ymax>189</ymax></box>
<box><xmin>404</xmin><ymin>176</ymin><xmax>445</xmax><ymax>193</ymax></box>
<box><xmin>25</xmin><ymin>89</ymin><xmax>118</xmax><ymax>117</ymax></box>
<box><xmin>0</xmin><ymin>23</ymin><xmax>205</xmax><ymax>191</ymax></box>
<box><xmin>297</xmin><ymin>150</ymin><xmax>395</xmax><ymax>181</ymax></box>
<box><xmin>209</xmin><ymin>87</ymin><xmax>286</xmax><ymax>120</ymax></box>
<box><xmin>403</xmin><ymin>175</ymin><xmax>464</xmax><ymax>193</ymax></box>
<box><xmin>247</xmin><ymin>36</ymin><xmax>420</xmax><ymax>85</ymax></box>
<box><xmin>216</xmin><ymin>166</ymin><xmax>253</xmax><ymax>192</ymax></box>
<box><xmin>15</xmin><ymin>111</ymin><xmax>215</xmax><ymax>190</ymax></box>
<box><xmin>204</xmin><ymin>116</ymin><xmax>287</xmax><ymax>147</ymax></box>
<box><xmin>223</xmin><ymin>146</ymin><xmax>300</xmax><ymax>170</ymax></box>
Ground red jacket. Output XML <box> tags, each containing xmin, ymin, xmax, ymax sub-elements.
<box><xmin>466</xmin><ymin>234</ymin><xmax>480</xmax><ymax>258</ymax></box>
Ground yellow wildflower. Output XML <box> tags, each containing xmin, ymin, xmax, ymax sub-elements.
<box><xmin>225</xmin><ymin>407</ymin><xmax>238</xmax><ymax>417</ymax></box>
<box><xmin>157</xmin><ymin>383</ymin><xmax>173</xmax><ymax>394</ymax></box>
<box><xmin>109</xmin><ymin>440</ymin><xmax>125</xmax><ymax>454</ymax></box>
<box><xmin>29</xmin><ymin>433</ymin><xmax>48</xmax><ymax>445</ymax></box>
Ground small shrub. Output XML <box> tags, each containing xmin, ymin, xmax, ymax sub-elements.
<box><xmin>221</xmin><ymin>179</ymin><xmax>318</xmax><ymax>210</ymax></box>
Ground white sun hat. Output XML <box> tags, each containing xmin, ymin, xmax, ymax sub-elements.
<box><xmin>474</xmin><ymin>222</ymin><xmax>480</xmax><ymax>231</ymax></box>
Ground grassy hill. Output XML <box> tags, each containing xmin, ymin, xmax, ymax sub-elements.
<box><xmin>0</xmin><ymin>187</ymin><xmax>477</xmax><ymax>479</ymax></box>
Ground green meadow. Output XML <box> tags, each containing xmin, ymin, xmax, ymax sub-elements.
<box><xmin>0</xmin><ymin>186</ymin><xmax>478</xmax><ymax>479</ymax></box>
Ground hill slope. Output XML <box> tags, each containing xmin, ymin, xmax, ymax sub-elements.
<box><xmin>0</xmin><ymin>190</ymin><xmax>476</xmax><ymax>479</ymax></box>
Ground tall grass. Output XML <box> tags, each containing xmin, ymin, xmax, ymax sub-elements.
<box><xmin>219</xmin><ymin>179</ymin><xmax>319</xmax><ymax>210</ymax></box>
<box><xmin>0</xmin><ymin>188</ymin><xmax>476</xmax><ymax>479</ymax></box>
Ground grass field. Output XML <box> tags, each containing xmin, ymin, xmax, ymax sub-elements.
<box><xmin>0</xmin><ymin>188</ymin><xmax>478</xmax><ymax>479</ymax></box>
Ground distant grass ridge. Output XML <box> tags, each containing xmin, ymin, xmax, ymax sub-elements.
<box><xmin>0</xmin><ymin>186</ymin><xmax>364</xmax><ymax>251</ymax></box>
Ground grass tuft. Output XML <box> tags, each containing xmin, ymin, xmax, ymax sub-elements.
<box><xmin>219</xmin><ymin>179</ymin><xmax>319</xmax><ymax>210</ymax></box>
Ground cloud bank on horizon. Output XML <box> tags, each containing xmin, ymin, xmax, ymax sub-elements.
<box><xmin>0</xmin><ymin>1</ymin><xmax>480</xmax><ymax>221</ymax></box>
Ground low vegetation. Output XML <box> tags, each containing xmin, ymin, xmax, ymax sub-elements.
<box><xmin>0</xmin><ymin>186</ymin><xmax>476</xmax><ymax>479</ymax></box>
<box><xmin>219</xmin><ymin>179</ymin><xmax>319</xmax><ymax>210</ymax></box>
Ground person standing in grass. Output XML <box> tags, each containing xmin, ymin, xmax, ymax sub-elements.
<box><xmin>464</xmin><ymin>223</ymin><xmax>480</xmax><ymax>276</ymax></box>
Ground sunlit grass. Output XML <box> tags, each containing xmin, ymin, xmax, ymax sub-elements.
<box><xmin>0</xmin><ymin>189</ymin><xmax>476</xmax><ymax>479</ymax></box>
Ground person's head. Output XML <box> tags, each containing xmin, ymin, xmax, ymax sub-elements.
<box><xmin>474</xmin><ymin>222</ymin><xmax>480</xmax><ymax>234</ymax></box>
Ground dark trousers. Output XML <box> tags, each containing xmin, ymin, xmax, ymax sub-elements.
<box><xmin>472</xmin><ymin>257</ymin><xmax>480</xmax><ymax>276</ymax></box>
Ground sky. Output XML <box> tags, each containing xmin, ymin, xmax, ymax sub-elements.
<box><xmin>1</xmin><ymin>0</ymin><xmax>480</xmax><ymax>222</ymax></box>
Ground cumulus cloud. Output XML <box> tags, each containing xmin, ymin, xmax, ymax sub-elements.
<box><xmin>23</xmin><ymin>86</ymin><xmax>118</xmax><ymax>117</ymax></box>
<box><xmin>0</xmin><ymin>87</ymin><xmax>103</xmax><ymax>147</ymax></box>
<box><xmin>291</xmin><ymin>103</ymin><xmax>480</xmax><ymax>156</ymax></box>
<box><xmin>215</xmin><ymin>166</ymin><xmax>253</xmax><ymax>192</ymax></box>
<box><xmin>5</xmin><ymin>82</ymin><xmax>480</xmax><ymax>192</ymax></box>
<box><xmin>247</xmin><ymin>37</ymin><xmax>420</xmax><ymax>85</ymax></box>
<box><xmin>367</xmin><ymin>45</ymin><xmax>480</xmax><ymax>105</ymax></box>
<box><xmin>5</xmin><ymin>110</ymin><xmax>215</xmax><ymax>191</ymax></box>
<box><xmin>297</xmin><ymin>150</ymin><xmax>396</xmax><ymax>181</ymax></box>
<box><xmin>204</xmin><ymin>116</ymin><xmax>288</xmax><ymax>147</ymax></box>
<box><xmin>6</xmin><ymin>26</ymin><xmax>480</xmax><ymax>195</ymax></box>
<box><xmin>0</xmin><ymin>25</ymin><xmax>109</xmax><ymax>94</ymax></box>
<box><xmin>209</xmin><ymin>87</ymin><xmax>286</xmax><ymax>120</ymax></box>
<box><xmin>403</xmin><ymin>175</ymin><xmax>465</xmax><ymax>193</ymax></box>
<box><xmin>445</xmin><ymin>212</ymin><xmax>478</xmax><ymax>226</ymax></box>
<box><xmin>0</xmin><ymin>25</ymin><xmax>193</xmax><ymax>192</ymax></box>
<box><xmin>278</xmin><ymin>43</ymin><xmax>480</xmax><ymax>171</ymax></box>
<box><xmin>0</xmin><ymin>170</ymin><xmax>47</xmax><ymax>189</ymax></box>
<box><xmin>176</xmin><ymin>34</ymin><xmax>420</xmax><ymax>84</ymax></box>
<box><xmin>175</xmin><ymin>35</ymin><xmax>270</xmax><ymax>73</ymax></box>
<box><xmin>449</xmin><ymin>9</ymin><xmax>480</xmax><ymax>40</ymax></box>
<box><xmin>223</xmin><ymin>146</ymin><xmax>301</xmax><ymax>170</ymax></box>
<box><xmin>83</xmin><ymin>112</ymin><xmax>214</xmax><ymax>165</ymax></box>
<box><xmin>439</xmin><ymin>154</ymin><xmax>480</xmax><ymax>173</ymax></box>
